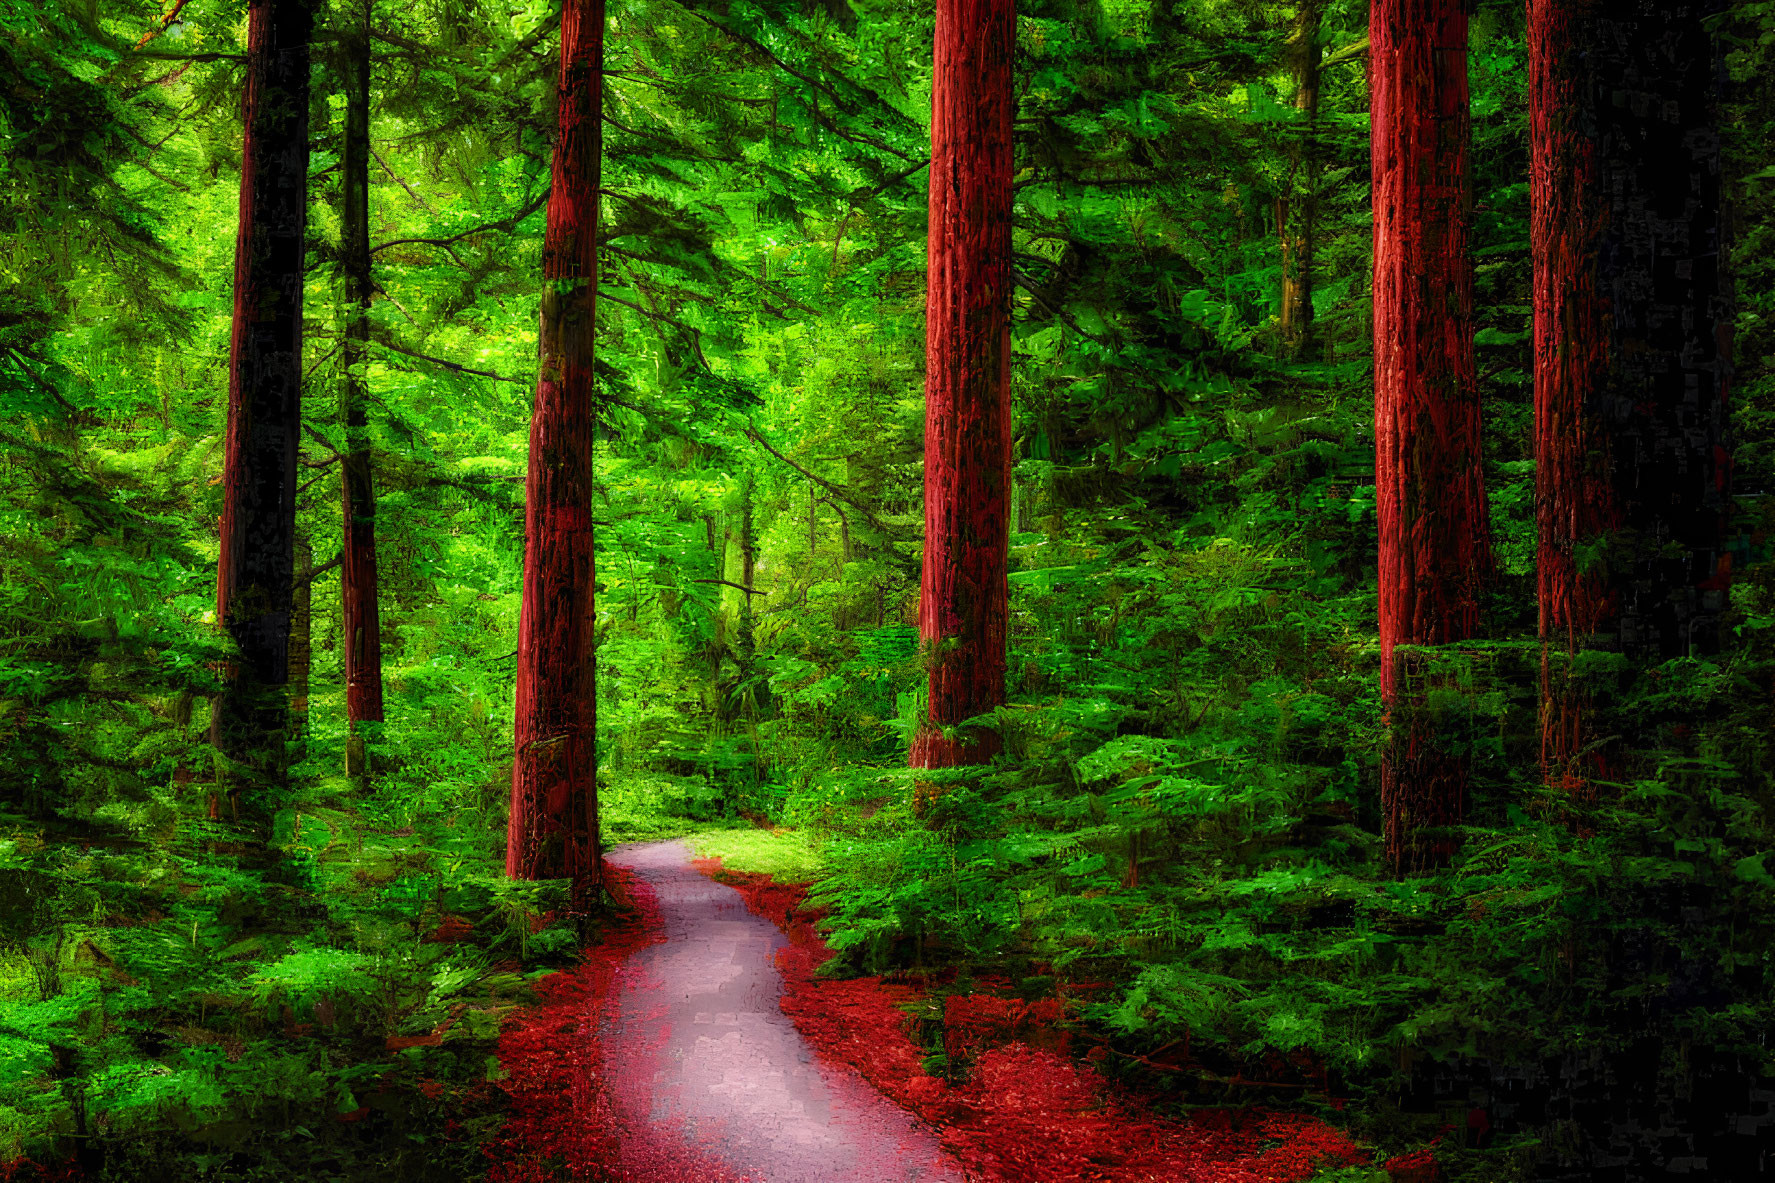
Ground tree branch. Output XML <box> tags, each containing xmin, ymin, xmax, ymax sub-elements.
<box><xmin>686</xmin><ymin>11</ymin><xmax>915</xmax><ymax>161</ymax></box>
<box><xmin>743</xmin><ymin>428</ymin><xmax>909</xmax><ymax>557</ymax></box>
<box><xmin>1012</xmin><ymin>275</ymin><xmax>1114</xmax><ymax>345</ymax></box>
<box><xmin>129</xmin><ymin>49</ymin><xmax>243</xmax><ymax>62</ymax></box>
<box><xmin>301</xmin><ymin>423</ymin><xmax>341</xmax><ymax>457</ymax></box>
<box><xmin>1321</xmin><ymin>35</ymin><xmax>1369</xmax><ymax>69</ymax></box>
<box><xmin>135</xmin><ymin>0</ymin><xmax>193</xmax><ymax>48</ymax></box>
<box><xmin>597</xmin><ymin>290</ymin><xmax>712</xmax><ymax>370</ymax></box>
<box><xmin>853</xmin><ymin>157</ymin><xmax>930</xmax><ymax>203</ymax></box>
<box><xmin>371</xmin><ymin>147</ymin><xmax>434</xmax><ymax>212</ymax></box>
<box><xmin>370</xmin><ymin>188</ymin><xmax>550</xmax><ymax>262</ymax></box>
<box><xmin>373</xmin><ymin>339</ymin><xmax>527</xmax><ymax>385</ymax></box>
<box><xmin>692</xmin><ymin>579</ymin><xmax>766</xmax><ymax>597</ymax></box>
<box><xmin>599</xmin><ymin>393</ymin><xmax>705</xmax><ymax>443</ymax></box>
<box><xmin>7</xmin><ymin>349</ymin><xmax>82</xmax><ymax>420</ymax></box>
<box><xmin>295</xmin><ymin>553</ymin><xmax>343</xmax><ymax>588</ymax></box>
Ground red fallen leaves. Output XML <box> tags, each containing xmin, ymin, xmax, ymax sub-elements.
<box><xmin>0</xmin><ymin>1159</ymin><xmax>82</xmax><ymax>1182</ymax></box>
<box><xmin>701</xmin><ymin>859</ymin><xmax>1372</xmax><ymax>1183</ymax></box>
<box><xmin>1383</xmin><ymin>1132</ymin><xmax>1447</xmax><ymax>1182</ymax></box>
<box><xmin>426</xmin><ymin>913</ymin><xmax>476</xmax><ymax>943</ymax></box>
<box><xmin>944</xmin><ymin>992</ymin><xmax>1067</xmax><ymax>1062</ymax></box>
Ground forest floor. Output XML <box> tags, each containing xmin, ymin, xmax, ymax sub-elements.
<box><xmin>490</xmin><ymin>833</ymin><xmax>1388</xmax><ymax>1183</ymax></box>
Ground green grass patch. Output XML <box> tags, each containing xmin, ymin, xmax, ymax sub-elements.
<box><xmin>684</xmin><ymin>827</ymin><xmax>825</xmax><ymax>881</ymax></box>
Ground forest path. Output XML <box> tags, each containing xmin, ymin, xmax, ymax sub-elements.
<box><xmin>599</xmin><ymin>840</ymin><xmax>969</xmax><ymax>1183</ymax></box>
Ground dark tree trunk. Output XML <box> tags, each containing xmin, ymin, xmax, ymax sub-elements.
<box><xmin>1371</xmin><ymin>0</ymin><xmax>1489</xmax><ymax>872</ymax></box>
<box><xmin>507</xmin><ymin>0</ymin><xmax>603</xmax><ymax>904</ymax></box>
<box><xmin>1279</xmin><ymin>0</ymin><xmax>1322</xmax><ymax>355</ymax></box>
<box><xmin>911</xmin><ymin>0</ymin><xmax>1014</xmax><ymax>771</ymax></box>
<box><xmin>1530</xmin><ymin>0</ymin><xmax>1732</xmax><ymax>793</ymax></box>
<box><xmin>339</xmin><ymin>0</ymin><xmax>383</xmax><ymax>782</ymax></box>
<box><xmin>211</xmin><ymin>0</ymin><xmax>314</xmax><ymax>816</ymax></box>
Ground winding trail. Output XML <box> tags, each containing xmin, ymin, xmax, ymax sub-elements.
<box><xmin>600</xmin><ymin>840</ymin><xmax>969</xmax><ymax>1183</ymax></box>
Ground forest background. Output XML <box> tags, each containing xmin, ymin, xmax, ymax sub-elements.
<box><xmin>3</xmin><ymin>0</ymin><xmax>1775</xmax><ymax>1179</ymax></box>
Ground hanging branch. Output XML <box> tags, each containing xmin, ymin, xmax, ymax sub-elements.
<box><xmin>135</xmin><ymin>0</ymin><xmax>193</xmax><ymax>48</ymax></box>
<box><xmin>597</xmin><ymin>289</ymin><xmax>712</xmax><ymax>370</ymax></box>
<box><xmin>692</xmin><ymin>579</ymin><xmax>767</xmax><ymax>597</ymax></box>
<box><xmin>853</xmin><ymin>156</ymin><xmax>931</xmax><ymax>203</ymax></box>
<box><xmin>599</xmin><ymin>393</ymin><xmax>707</xmax><ymax>443</ymax></box>
<box><xmin>370</xmin><ymin>188</ymin><xmax>551</xmax><ymax>262</ymax></box>
<box><xmin>1012</xmin><ymin>275</ymin><xmax>1114</xmax><ymax>346</ymax></box>
<box><xmin>742</xmin><ymin>428</ymin><xmax>912</xmax><ymax>568</ymax></box>
<box><xmin>684</xmin><ymin>9</ymin><xmax>916</xmax><ymax>161</ymax></box>
<box><xmin>370</xmin><ymin>147</ymin><xmax>435</xmax><ymax>212</ymax></box>
<box><xmin>6</xmin><ymin>349</ymin><xmax>83</xmax><ymax>420</ymax></box>
<box><xmin>370</xmin><ymin>339</ymin><xmax>527</xmax><ymax>384</ymax></box>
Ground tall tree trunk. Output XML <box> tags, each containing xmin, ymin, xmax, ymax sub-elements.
<box><xmin>1280</xmin><ymin>0</ymin><xmax>1321</xmax><ymax>355</ymax></box>
<box><xmin>1530</xmin><ymin>0</ymin><xmax>1732</xmax><ymax>794</ymax></box>
<box><xmin>339</xmin><ymin>0</ymin><xmax>383</xmax><ymax>782</ymax></box>
<box><xmin>740</xmin><ymin>481</ymin><xmax>765</xmax><ymax>713</ymax></box>
<box><xmin>1371</xmin><ymin>0</ymin><xmax>1489</xmax><ymax>872</ymax></box>
<box><xmin>211</xmin><ymin>0</ymin><xmax>314</xmax><ymax>818</ymax></box>
<box><xmin>507</xmin><ymin>0</ymin><xmax>603</xmax><ymax>905</ymax></box>
<box><xmin>911</xmin><ymin>0</ymin><xmax>1014</xmax><ymax>771</ymax></box>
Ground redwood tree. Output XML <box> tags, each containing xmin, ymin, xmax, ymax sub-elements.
<box><xmin>507</xmin><ymin>0</ymin><xmax>603</xmax><ymax>900</ymax></box>
<box><xmin>911</xmin><ymin>0</ymin><xmax>1014</xmax><ymax>771</ymax></box>
<box><xmin>1371</xmin><ymin>0</ymin><xmax>1489</xmax><ymax>871</ymax></box>
<box><xmin>339</xmin><ymin>0</ymin><xmax>383</xmax><ymax>780</ymax></box>
<box><xmin>212</xmin><ymin>0</ymin><xmax>314</xmax><ymax>809</ymax></box>
<box><xmin>1530</xmin><ymin>0</ymin><xmax>1732</xmax><ymax>792</ymax></box>
<box><xmin>1279</xmin><ymin>0</ymin><xmax>1322</xmax><ymax>355</ymax></box>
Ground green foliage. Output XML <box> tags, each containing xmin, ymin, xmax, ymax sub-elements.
<box><xmin>2</xmin><ymin>0</ymin><xmax>1772</xmax><ymax>1178</ymax></box>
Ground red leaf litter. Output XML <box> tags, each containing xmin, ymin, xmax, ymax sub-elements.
<box><xmin>483</xmin><ymin>860</ymin><xmax>756</xmax><ymax>1183</ymax></box>
<box><xmin>695</xmin><ymin>857</ymin><xmax>1375</xmax><ymax>1183</ymax></box>
<box><xmin>425</xmin><ymin>913</ymin><xmax>476</xmax><ymax>943</ymax></box>
<box><xmin>1383</xmin><ymin>1139</ymin><xmax>1444</xmax><ymax>1182</ymax></box>
<box><xmin>0</xmin><ymin>1160</ymin><xmax>81</xmax><ymax>1182</ymax></box>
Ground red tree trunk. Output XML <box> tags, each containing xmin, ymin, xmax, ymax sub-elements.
<box><xmin>212</xmin><ymin>0</ymin><xmax>314</xmax><ymax>811</ymax></box>
<box><xmin>339</xmin><ymin>1</ymin><xmax>383</xmax><ymax>778</ymax></box>
<box><xmin>910</xmin><ymin>0</ymin><xmax>1014</xmax><ymax>771</ymax></box>
<box><xmin>507</xmin><ymin>0</ymin><xmax>603</xmax><ymax>900</ymax></box>
<box><xmin>1371</xmin><ymin>0</ymin><xmax>1489</xmax><ymax>871</ymax></box>
<box><xmin>1530</xmin><ymin>0</ymin><xmax>1732</xmax><ymax>792</ymax></box>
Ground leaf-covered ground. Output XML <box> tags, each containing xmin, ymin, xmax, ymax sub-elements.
<box><xmin>680</xmin><ymin>831</ymin><xmax>1386</xmax><ymax>1182</ymax></box>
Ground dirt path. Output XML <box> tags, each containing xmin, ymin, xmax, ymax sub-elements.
<box><xmin>600</xmin><ymin>840</ymin><xmax>969</xmax><ymax>1183</ymax></box>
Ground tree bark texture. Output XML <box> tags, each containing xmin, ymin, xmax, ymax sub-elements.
<box><xmin>1530</xmin><ymin>0</ymin><xmax>1732</xmax><ymax>792</ymax></box>
<box><xmin>211</xmin><ymin>0</ymin><xmax>314</xmax><ymax>807</ymax></box>
<box><xmin>1279</xmin><ymin>0</ymin><xmax>1322</xmax><ymax>355</ymax></box>
<box><xmin>339</xmin><ymin>0</ymin><xmax>384</xmax><ymax>774</ymax></box>
<box><xmin>507</xmin><ymin>0</ymin><xmax>603</xmax><ymax>900</ymax></box>
<box><xmin>911</xmin><ymin>0</ymin><xmax>1014</xmax><ymax>771</ymax></box>
<box><xmin>1371</xmin><ymin>0</ymin><xmax>1489</xmax><ymax>872</ymax></box>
